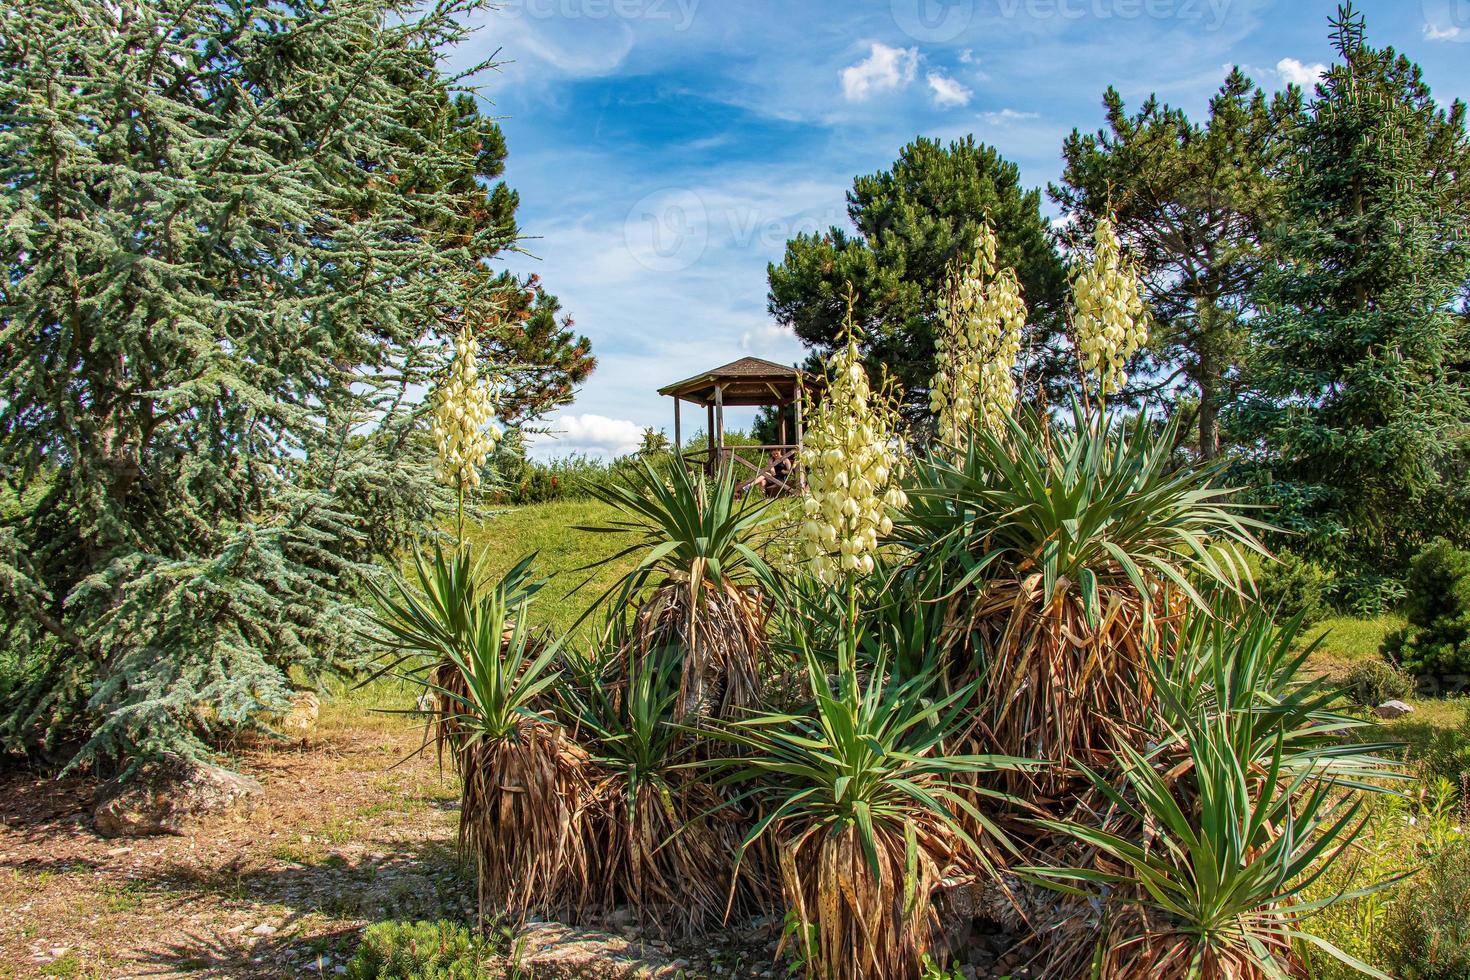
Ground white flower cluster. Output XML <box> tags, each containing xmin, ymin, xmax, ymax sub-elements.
<box><xmin>1071</xmin><ymin>216</ymin><xmax>1149</xmax><ymax>397</ymax></box>
<box><xmin>799</xmin><ymin>335</ymin><xmax>908</xmax><ymax>583</ymax></box>
<box><xmin>430</xmin><ymin>326</ymin><xmax>500</xmax><ymax>492</ymax></box>
<box><xmin>930</xmin><ymin>224</ymin><xmax>1028</xmax><ymax>449</ymax></box>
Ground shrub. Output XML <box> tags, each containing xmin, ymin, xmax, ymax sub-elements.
<box><xmin>1025</xmin><ymin>606</ymin><xmax>1398</xmax><ymax>979</ymax></box>
<box><xmin>345</xmin><ymin>920</ymin><xmax>496</xmax><ymax>979</ymax></box>
<box><xmin>1256</xmin><ymin>551</ymin><xmax>1334</xmax><ymax>626</ymax></box>
<box><xmin>1343</xmin><ymin>659</ymin><xmax>1416</xmax><ymax>707</ymax></box>
<box><xmin>1383</xmin><ymin>539</ymin><xmax>1470</xmax><ymax>678</ymax></box>
<box><xmin>1388</xmin><ymin>840</ymin><xmax>1470</xmax><ymax>979</ymax></box>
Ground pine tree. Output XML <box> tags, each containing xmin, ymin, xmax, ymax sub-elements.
<box><xmin>0</xmin><ymin>0</ymin><xmax>564</xmax><ymax>765</ymax></box>
<box><xmin>1052</xmin><ymin>69</ymin><xmax>1300</xmax><ymax>459</ymax></box>
<box><xmin>1231</xmin><ymin>3</ymin><xmax>1470</xmax><ymax>576</ymax></box>
<box><xmin>767</xmin><ymin>137</ymin><xmax>1066</xmax><ymax>419</ymax></box>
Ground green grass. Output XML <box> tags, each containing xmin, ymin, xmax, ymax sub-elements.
<box><xmin>1303</xmin><ymin>613</ymin><xmax>1406</xmax><ymax>665</ymax></box>
<box><xmin>461</xmin><ymin>499</ymin><xmax>637</xmax><ymax>639</ymax></box>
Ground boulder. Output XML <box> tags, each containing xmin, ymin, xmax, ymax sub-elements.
<box><xmin>515</xmin><ymin>922</ymin><xmax>680</xmax><ymax>979</ymax></box>
<box><xmin>1374</xmin><ymin>699</ymin><xmax>1415</xmax><ymax>720</ymax></box>
<box><xmin>277</xmin><ymin>692</ymin><xmax>320</xmax><ymax>738</ymax></box>
<box><xmin>93</xmin><ymin>752</ymin><xmax>262</xmax><ymax>837</ymax></box>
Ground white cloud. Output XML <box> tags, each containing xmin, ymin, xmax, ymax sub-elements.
<box><xmin>840</xmin><ymin>42</ymin><xmax>919</xmax><ymax>102</ymax></box>
<box><xmin>958</xmin><ymin>48</ymin><xmax>975</xmax><ymax>64</ymax></box>
<box><xmin>980</xmin><ymin>108</ymin><xmax>1039</xmax><ymax>125</ymax></box>
<box><xmin>740</xmin><ymin>322</ymin><xmax>797</xmax><ymax>354</ymax></box>
<box><xmin>1276</xmin><ymin>57</ymin><xmax>1326</xmax><ymax>88</ymax></box>
<box><xmin>927</xmin><ymin>72</ymin><xmax>973</xmax><ymax>108</ymax></box>
<box><xmin>1425</xmin><ymin>22</ymin><xmax>1463</xmax><ymax>41</ymax></box>
<box><xmin>530</xmin><ymin>413</ymin><xmax>644</xmax><ymax>459</ymax></box>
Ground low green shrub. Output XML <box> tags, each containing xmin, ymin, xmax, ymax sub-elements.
<box><xmin>1343</xmin><ymin>659</ymin><xmax>1416</xmax><ymax>707</ymax></box>
<box><xmin>345</xmin><ymin>921</ymin><xmax>497</xmax><ymax>980</ymax></box>
<box><xmin>1257</xmin><ymin>551</ymin><xmax>1335</xmax><ymax>626</ymax></box>
<box><xmin>1383</xmin><ymin>539</ymin><xmax>1470</xmax><ymax>678</ymax></box>
<box><xmin>1388</xmin><ymin>839</ymin><xmax>1470</xmax><ymax>979</ymax></box>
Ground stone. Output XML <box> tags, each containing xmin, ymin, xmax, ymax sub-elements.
<box><xmin>1374</xmin><ymin>699</ymin><xmax>1415</xmax><ymax>720</ymax></box>
<box><xmin>93</xmin><ymin>752</ymin><xmax>262</xmax><ymax>838</ymax></box>
<box><xmin>515</xmin><ymin>922</ymin><xmax>681</xmax><ymax>979</ymax></box>
<box><xmin>277</xmin><ymin>692</ymin><xmax>320</xmax><ymax>738</ymax></box>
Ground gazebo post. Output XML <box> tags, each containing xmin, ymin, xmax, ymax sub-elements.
<box><xmin>714</xmin><ymin>383</ymin><xmax>725</xmax><ymax>469</ymax></box>
<box><xmin>672</xmin><ymin>396</ymin><xmax>682</xmax><ymax>461</ymax></box>
<box><xmin>794</xmin><ymin>381</ymin><xmax>805</xmax><ymax>489</ymax></box>
<box><xmin>706</xmin><ymin>403</ymin><xmax>715</xmax><ymax>474</ymax></box>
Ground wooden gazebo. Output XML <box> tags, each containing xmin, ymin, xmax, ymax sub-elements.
<box><xmin>658</xmin><ymin>356</ymin><xmax>809</xmax><ymax>493</ymax></box>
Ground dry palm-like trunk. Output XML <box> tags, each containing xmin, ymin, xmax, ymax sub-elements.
<box><xmin>630</xmin><ymin>575</ymin><xmax>768</xmax><ymax>722</ymax></box>
<box><xmin>578</xmin><ymin>774</ymin><xmax>761</xmax><ymax>939</ymax></box>
<box><xmin>778</xmin><ymin>821</ymin><xmax>956</xmax><ymax>980</ymax></box>
<box><xmin>458</xmin><ymin>718</ymin><xmax>594</xmax><ymax>923</ymax></box>
<box><xmin>949</xmin><ymin>572</ymin><xmax>1182</xmax><ymax>800</ymax></box>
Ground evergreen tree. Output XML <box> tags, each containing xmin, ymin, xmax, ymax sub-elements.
<box><xmin>1052</xmin><ymin>70</ymin><xmax>1300</xmax><ymax>459</ymax></box>
<box><xmin>767</xmin><ymin>137</ymin><xmax>1066</xmax><ymax>418</ymax></box>
<box><xmin>0</xmin><ymin>0</ymin><xmax>573</xmax><ymax>764</ymax></box>
<box><xmin>1230</xmin><ymin>3</ymin><xmax>1470</xmax><ymax>576</ymax></box>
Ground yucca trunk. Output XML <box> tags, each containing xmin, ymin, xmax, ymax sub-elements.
<box><xmin>951</xmin><ymin>575</ymin><xmax>1180</xmax><ymax>798</ymax></box>
<box><xmin>778</xmin><ymin>822</ymin><xmax>953</xmax><ymax>980</ymax></box>
<box><xmin>459</xmin><ymin>718</ymin><xmax>593</xmax><ymax>922</ymax></box>
<box><xmin>581</xmin><ymin>775</ymin><xmax>760</xmax><ymax>939</ymax></box>
<box><xmin>631</xmin><ymin>578</ymin><xmax>768</xmax><ymax>721</ymax></box>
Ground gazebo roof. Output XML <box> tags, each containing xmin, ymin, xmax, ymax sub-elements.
<box><xmin>658</xmin><ymin>356</ymin><xmax>809</xmax><ymax>407</ymax></box>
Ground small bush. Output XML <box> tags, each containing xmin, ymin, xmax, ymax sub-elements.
<box><xmin>1343</xmin><ymin>659</ymin><xmax>1416</xmax><ymax>707</ymax></box>
<box><xmin>1383</xmin><ymin>539</ymin><xmax>1470</xmax><ymax>678</ymax></box>
<box><xmin>345</xmin><ymin>921</ymin><xmax>496</xmax><ymax>980</ymax></box>
<box><xmin>1257</xmin><ymin>551</ymin><xmax>1335</xmax><ymax>625</ymax></box>
<box><xmin>1388</xmin><ymin>840</ymin><xmax>1470</xmax><ymax>979</ymax></box>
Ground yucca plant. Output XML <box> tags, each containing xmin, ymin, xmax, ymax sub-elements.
<box><xmin>557</xmin><ymin>636</ymin><xmax>759</xmax><ymax>939</ymax></box>
<box><xmin>366</xmin><ymin>548</ymin><xmax>591</xmax><ymax>924</ymax></box>
<box><xmin>897</xmin><ymin>404</ymin><xmax>1272</xmax><ymax>792</ymax></box>
<box><xmin>1021</xmin><ymin>606</ymin><xmax>1404</xmax><ymax>980</ymax></box>
<box><xmin>705</xmin><ymin>638</ymin><xmax>1038</xmax><ymax>980</ymax></box>
<box><xmin>578</xmin><ymin>460</ymin><xmax>780</xmax><ymax>721</ymax></box>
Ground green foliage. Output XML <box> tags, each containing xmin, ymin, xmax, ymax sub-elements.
<box><xmin>1388</xmin><ymin>840</ymin><xmax>1470</xmax><ymax>978</ymax></box>
<box><xmin>1343</xmin><ymin>660</ymin><xmax>1416</xmax><ymax>708</ymax></box>
<box><xmin>345</xmin><ymin>920</ymin><xmax>497</xmax><ymax>980</ymax></box>
<box><xmin>1231</xmin><ymin>3</ymin><xmax>1470</xmax><ymax>576</ymax></box>
<box><xmin>1298</xmin><ymin>782</ymin><xmax>1468</xmax><ymax>978</ymax></box>
<box><xmin>0</xmin><ymin>0</ymin><xmax>550</xmax><ymax>766</ymax></box>
<box><xmin>899</xmin><ymin>405</ymin><xmax>1271</xmax><ymax>619</ymax></box>
<box><xmin>1384</xmin><ymin>540</ymin><xmax>1470</xmax><ymax>677</ymax></box>
<box><xmin>367</xmin><ymin>550</ymin><xmax>558</xmax><ymax>747</ymax></box>
<box><xmin>1052</xmin><ymin>68</ymin><xmax>1299</xmax><ymax>459</ymax></box>
<box><xmin>767</xmin><ymin>136</ymin><xmax>1067</xmax><ymax>414</ymax></box>
<box><xmin>1257</xmin><ymin>551</ymin><xmax>1336</xmax><ymax>626</ymax></box>
<box><xmin>1025</xmin><ymin>605</ymin><xmax>1399</xmax><ymax>978</ymax></box>
<box><xmin>575</xmin><ymin>460</ymin><xmax>778</xmax><ymax>610</ymax></box>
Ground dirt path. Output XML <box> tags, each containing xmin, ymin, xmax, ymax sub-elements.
<box><xmin>0</xmin><ymin>718</ymin><xmax>466</xmax><ymax>979</ymax></box>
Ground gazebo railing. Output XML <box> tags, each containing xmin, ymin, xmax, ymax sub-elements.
<box><xmin>679</xmin><ymin>444</ymin><xmax>803</xmax><ymax>494</ymax></box>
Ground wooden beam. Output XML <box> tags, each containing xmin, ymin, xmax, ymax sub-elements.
<box><xmin>673</xmin><ymin>396</ymin><xmax>682</xmax><ymax>461</ymax></box>
<box><xmin>714</xmin><ymin>383</ymin><xmax>725</xmax><ymax>463</ymax></box>
<box><xmin>706</xmin><ymin>403</ymin><xmax>715</xmax><ymax>474</ymax></box>
<box><xmin>794</xmin><ymin>377</ymin><xmax>805</xmax><ymax>490</ymax></box>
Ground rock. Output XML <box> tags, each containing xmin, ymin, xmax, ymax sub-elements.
<box><xmin>251</xmin><ymin>924</ymin><xmax>278</xmax><ymax>936</ymax></box>
<box><xmin>93</xmin><ymin>752</ymin><xmax>262</xmax><ymax>838</ymax></box>
<box><xmin>515</xmin><ymin>922</ymin><xmax>681</xmax><ymax>979</ymax></box>
<box><xmin>1375</xmin><ymin>699</ymin><xmax>1415</xmax><ymax>719</ymax></box>
<box><xmin>277</xmin><ymin>692</ymin><xmax>320</xmax><ymax>738</ymax></box>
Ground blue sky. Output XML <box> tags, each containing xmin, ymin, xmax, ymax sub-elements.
<box><xmin>454</xmin><ymin>0</ymin><xmax>1470</xmax><ymax>458</ymax></box>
